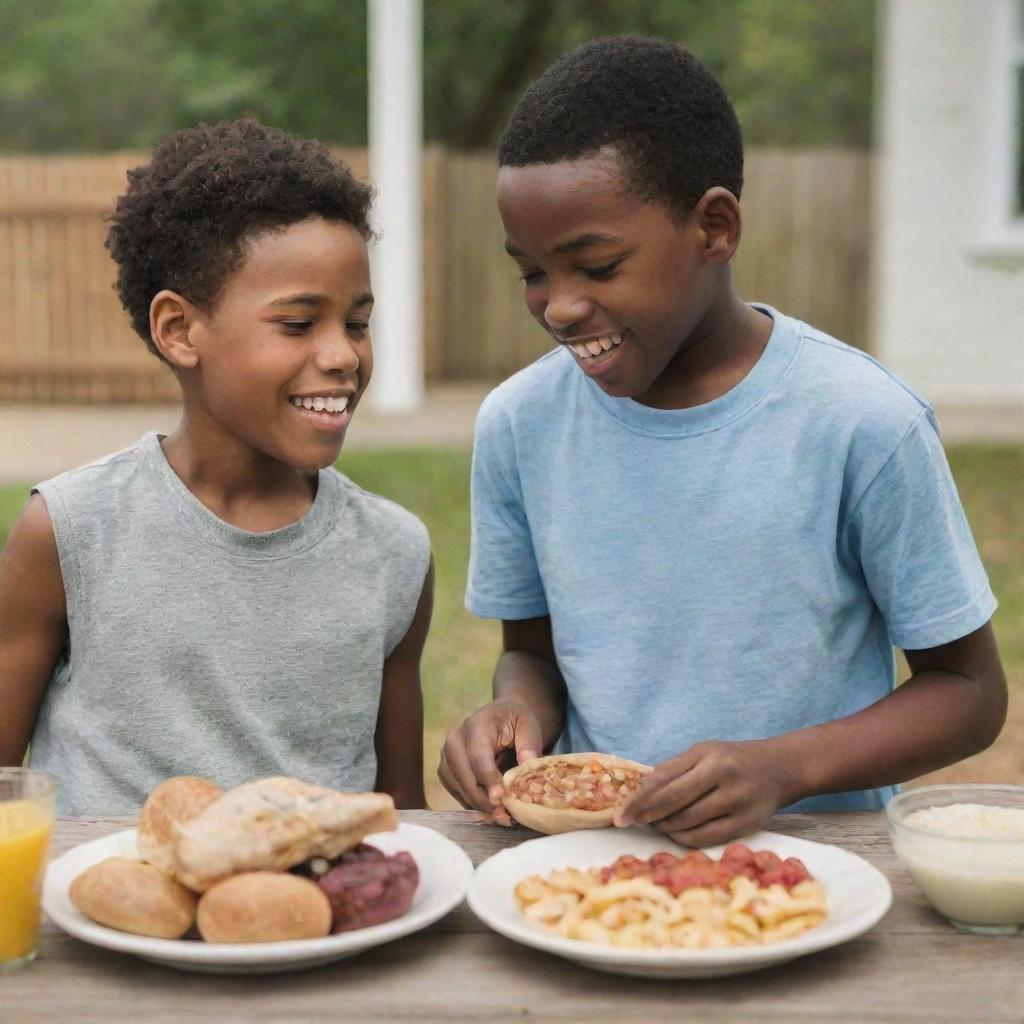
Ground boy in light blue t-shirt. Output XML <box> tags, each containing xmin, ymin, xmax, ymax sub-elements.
<box><xmin>438</xmin><ymin>37</ymin><xmax>1006</xmax><ymax>845</ymax></box>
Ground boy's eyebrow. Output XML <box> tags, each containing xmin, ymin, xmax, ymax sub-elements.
<box><xmin>269</xmin><ymin>293</ymin><xmax>325</xmax><ymax>308</ymax></box>
<box><xmin>553</xmin><ymin>232</ymin><xmax>620</xmax><ymax>254</ymax></box>
<box><xmin>504</xmin><ymin>233</ymin><xmax>620</xmax><ymax>258</ymax></box>
<box><xmin>268</xmin><ymin>292</ymin><xmax>374</xmax><ymax>308</ymax></box>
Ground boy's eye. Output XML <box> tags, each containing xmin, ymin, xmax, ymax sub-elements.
<box><xmin>582</xmin><ymin>259</ymin><xmax>622</xmax><ymax>280</ymax></box>
<box><xmin>347</xmin><ymin>322</ymin><xmax>370</xmax><ymax>337</ymax></box>
<box><xmin>519</xmin><ymin>269</ymin><xmax>545</xmax><ymax>286</ymax></box>
<box><xmin>279</xmin><ymin>320</ymin><xmax>313</xmax><ymax>333</ymax></box>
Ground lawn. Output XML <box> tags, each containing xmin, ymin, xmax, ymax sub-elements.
<box><xmin>1</xmin><ymin>443</ymin><xmax>1020</xmax><ymax>807</ymax></box>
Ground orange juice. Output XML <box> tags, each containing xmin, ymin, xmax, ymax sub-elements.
<box><xmin>0</xmin><ymin>798</ymin><xmax>53</xmax><ymax>962</ymax></box>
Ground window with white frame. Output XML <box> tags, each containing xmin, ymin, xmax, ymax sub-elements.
<box><xmin>983</xmin><ymin>0</ymin><xmax>1024</xmax><ymax>251</ymax></box>
<box><xmin>1014</xmin><ymin>0</ymin><xmax>1024</xmax><ymax>218</ymax></box>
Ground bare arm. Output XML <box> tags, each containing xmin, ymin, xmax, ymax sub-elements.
<box><xmin>621</xmin><ymin>622</ymin><xmax>1007</xmax><ymax>845</ymax></box>
<box><xmin>785</xmin><ymin>621</ymin><xmax>1007</xmax><ymax>798</ymax></box>
<box><xmin>373</xmin><ymin>558</ymin><xmax>434</xmax><ymax>809</ymax></box>
<box><xmin>0</xmin><ymin>494</ymin><xmax>67</xmax><ymax>765</ymax></box>
<box><xmin>492</xmin><ymin>615</ymin><xmax>567</xmax><ymax>755</ymax></box>
<box><xmin>438</xmin><ymin>614</ymin><xmax>567</xmax><ymax>816</ymax></box>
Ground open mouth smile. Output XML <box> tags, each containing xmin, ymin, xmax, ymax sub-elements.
<box><xmin>563</xmin><ymin>333</ymin><xmax>627</xmax><ymax>375</ymax></box>
<box><xmin>288</xmin><ymin>393</ymin><xmax>354</xmax><ymax>430</ymax></box>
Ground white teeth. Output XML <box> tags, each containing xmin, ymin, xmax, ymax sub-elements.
<box><xmin>291</xmin><ymin>395</ymin><xmax>350</xmax><ymax>413</ymax></box>
<box><xmin>569</xmin><ymin>335</ymin><xmax>625</xmax><ymax>362</ymax></box>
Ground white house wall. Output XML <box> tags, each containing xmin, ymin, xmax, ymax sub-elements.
<box><xmin>875</xmin><ymin>0</ymin><xmax>1024</xmax><ymax>412</ymax></box>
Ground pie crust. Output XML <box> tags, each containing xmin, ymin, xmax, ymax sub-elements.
<box><xmin>501</xmin><ymin>752</ymin><xmax>652</xmax><ymax>834</ymax></box>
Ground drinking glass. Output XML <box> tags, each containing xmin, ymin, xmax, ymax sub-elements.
<box><xmin>0</xmin><ymin>769</ymin><xmax>56</xmax><ymax>970</ymax></box>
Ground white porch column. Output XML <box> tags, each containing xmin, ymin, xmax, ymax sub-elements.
<box><xmin>367</xmin><ymin>0</ymin><xmax>424</xmax><ymax>412</ymax></box>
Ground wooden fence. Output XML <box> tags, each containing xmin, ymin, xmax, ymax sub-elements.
<box><xmin>0</xmin><ymin>147</ymin><xmax>872</xmax><ymax>403</ymax></box>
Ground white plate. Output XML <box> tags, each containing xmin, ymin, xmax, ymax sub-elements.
<box><xmin>43</xmin><ymin>823</ymin><xmax>474</xmax><ymax>974</ymax></box>
<box><xmin>468</xmin><ymin>827</ymin><xmax>892</xmax><ymax>978</ymax></box>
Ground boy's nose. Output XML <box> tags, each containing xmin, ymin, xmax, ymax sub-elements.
<box><xmin>543</xmin><ymin>290</ymin><xmax>593</xmax><ymax>334</ymax></box>
<box><xmin>313</xmin><ymin>331</ymin><xmax>361</xmax><ymax>374</ymax></box>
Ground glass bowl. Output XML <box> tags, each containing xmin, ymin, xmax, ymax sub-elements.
<box><xmin>886</xmin><ymin>784</ymin><xmax>1024</xmax><ymax>935</ymax></box>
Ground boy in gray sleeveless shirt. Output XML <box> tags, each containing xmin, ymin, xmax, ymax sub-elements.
<box><xmin>0</xmin><ymin>120</ymin><xmax>432</xmax><ymax>815</ymax></box>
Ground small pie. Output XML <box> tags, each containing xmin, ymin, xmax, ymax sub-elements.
<box><xmin>501</xmin><ymin>753</ymin><xmax>652</xmax><ymax>834</ymax></box>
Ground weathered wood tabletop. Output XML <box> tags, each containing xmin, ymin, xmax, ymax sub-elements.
<box><xmin>6</xmin><ymin>810</ymin><xmax>1022</xmax><ymax>1024</ymax></box>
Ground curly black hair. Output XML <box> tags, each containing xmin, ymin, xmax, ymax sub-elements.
<box><xmin>498</xmin><ymin>36</ymin><xmax>743</xmax><ymax>218</ymax></box>
<box><xmin>106</xmin><ymin>118</ymin><xmax>373</xmax><ymax>356</ymax></box>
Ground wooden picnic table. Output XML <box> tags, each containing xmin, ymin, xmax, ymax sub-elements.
<box><xmin>9</xmin><ymin>810</ymin><xmax>1022</xmax><ymax>1024</ymax></box>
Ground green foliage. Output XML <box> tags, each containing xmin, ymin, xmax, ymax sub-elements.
<box><xmin>0</xmin><ymin>0</ymin><xmax>877</xmax><ymax>153</ymax></box>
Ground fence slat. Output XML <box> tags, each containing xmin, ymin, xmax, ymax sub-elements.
<box><xmin>0</xmin><ymin>148</ymin><xmax>874</xmax><ymax>403</ymax></box>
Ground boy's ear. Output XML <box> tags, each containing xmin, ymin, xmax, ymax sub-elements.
<box><xmin>150</xmin><ymin>290</ymin><xmax>200</xmax><ymax>369</ymax></box>
<box><xmin>694</xmin><ymin>187</ymin><xmax>742</xmax><ymax>264</ymax></box>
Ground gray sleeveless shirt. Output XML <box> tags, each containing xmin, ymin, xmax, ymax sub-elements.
<box><xmin>29</xmin><ymin>432</ymin><xmax>430</xmax><ymax>815</ymax></box>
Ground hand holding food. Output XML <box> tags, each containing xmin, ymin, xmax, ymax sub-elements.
<box><xmin>615</xmin><ymin>739</ymin><xmax>798</xmax><ymax>847</ymax></box>
<box><xmin>501</xmin><ymin>753</ymin><xmax>652</xmax><ymax>834</ymax></box>
<box><xmin>438</xmin><ymin>698</ymin><xmax>545</xmax><ymax>822</ymax></box>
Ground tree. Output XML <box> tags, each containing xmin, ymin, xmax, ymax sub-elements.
<box><xmin>0</xmin><ymin>0</ymin><xmax>877</xmax><ymax>154</ymax></box>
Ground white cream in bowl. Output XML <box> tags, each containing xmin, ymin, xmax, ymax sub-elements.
<box><xmin>890</xmin><ymin>799</ymin><xmax>1024</xmax><ymax>932</ymax></box>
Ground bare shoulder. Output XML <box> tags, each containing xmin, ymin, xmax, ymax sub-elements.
<box><xmin>0</xmin><ymin>493</ymin><xmax>65</xmax><ymax>617</ymax></box>
<box><xmin>3</xmin><ymin>493</ymin><xmax>57</xmax><ymax>559</ymax></box>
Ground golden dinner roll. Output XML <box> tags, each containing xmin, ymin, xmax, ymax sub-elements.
<box><xmin>137</xmin><ymin>775</ymin><xmax>222</xmax><ymax>877</ymax></box>
<box><xmin>501</xmin><ymin>752</ymin><xmax>652</xmax><ymax>835</ymax></box>
<box><xmin>196</xmin><ymin>872</ymin><xmax>332</xmax><ymax>943</ymax></box>
<box><xmin>70</xmin><ymin>857</ymin><xmax>198</xmax><ymax>938</ymax></box>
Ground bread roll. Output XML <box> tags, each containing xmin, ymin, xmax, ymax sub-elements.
<box><xmin>173</xmin><ymin>777</ymin><xmax>398</xmax><ymax>891</ymax></box>
<box><xmin>70</xmin><ymin>857</ymin><xmax>197</xmax><ymax>938</ymax></box>
<box><xmin>501</xmin><ymin>753</ymin><xmax>652</xmax><ymax>834</ymax></box>
<box><xmin>137</xmin><ymin>775</ymin><xmax>222</xmax><ymax>877</ymax></box>
<box><xmin>197</xmin><ymin>872</ymin><xmax>332</xmax><ymax>943</ymax></box>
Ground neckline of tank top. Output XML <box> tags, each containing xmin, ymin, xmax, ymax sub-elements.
<box><xmin>139</xmin><ymin>431</ymin><xmax>346</xmax><ymax>559</ymax></box>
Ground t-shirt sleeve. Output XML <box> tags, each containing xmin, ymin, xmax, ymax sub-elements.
<box><xmin>465</xmin><ymin>400</ymin><xmax>548</xmax><ymax>620</ymax></box>
<box><xmin>846</xmin><ymin>410</ymin><xmax>996</xmax><ymax>650</ymax></box>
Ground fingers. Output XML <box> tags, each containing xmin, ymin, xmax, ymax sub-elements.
<box><xmin>660</xmin><ymin>814</ymin><xmax>748</xmax><ymax>849</ymax></box>
<box><xmin>438</xmin><ymin>702</ymin><xmax>539</xmax><ymax>820</ymax></box>
<box><xmin>467</xmin><ymin>730</ymin><xmax>507</xmax><ymax>807</ymax></box>
<box><xmin>615</xmin><ymin>750</ymin><xmax>710</xmax><ymax>827</ymax></box>
<box><xmin>513</xmin><ymin>714</ymin><xmax>542</xmax><ymax>766</ymax></box>
<box><xmin>438</xmin><ymin>730</ymin><xmax>497</xmax><ymax>815</ymax></box>
<box><xmin>651</xmin><ymin>787</ymin><xmax>728</xmax><ymax>834</ymax></box>
<box><xmin>438</xmin><ymin>745</ymin><xmax>493</xmax><ymax>815</ymax></box>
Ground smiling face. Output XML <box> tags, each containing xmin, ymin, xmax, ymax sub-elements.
<box><xmin>178</xmin><ymin>216</ymin><xmax>373</xmax><ymax>472</ymax></box>
<box><xmin>498</xmin><ymin>151</ymin><xmax>730</xmax><ymax>404</ymax></box>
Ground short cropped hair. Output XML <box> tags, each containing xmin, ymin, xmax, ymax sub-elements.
<box><xmin>106</xmin><ymin>118</ymin><xmax>373</xmax><ymax>356</ymax></box>
<box><xmin>498</xmin><ymin>36</ymin><xmax>743</xmax><ymax>218</ymax></box>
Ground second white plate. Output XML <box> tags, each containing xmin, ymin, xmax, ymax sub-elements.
<box><xmin>468</xmin><ymin>827</ymin><xmax>891</xmax><ymax>978</ymax></box>
<box><xmin>44</xmin><ymin>823</ymin><xmax>474</xmax><ymax>974</ymax></box>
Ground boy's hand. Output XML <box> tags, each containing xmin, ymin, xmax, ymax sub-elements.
<box><xmin>438</xmin><ymin>699</ymin><xmax>543</xmax><ymax>824</ymax></box>
<box><xmin>614</xmin><ymin>739</ymin><xmax>802</xmax><ymax>847</ymax></box>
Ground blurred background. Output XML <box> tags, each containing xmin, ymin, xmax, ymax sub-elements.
<box><xmin>0</xmin><ymin>0</ymin><xmax>1020</xmax><ymax>806</ymax></box>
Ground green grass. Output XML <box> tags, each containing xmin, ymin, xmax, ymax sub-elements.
<box><xmin>2</xmin><ymin>444</ymin><xmax>1020</xmax><ymax>801</ymax></box>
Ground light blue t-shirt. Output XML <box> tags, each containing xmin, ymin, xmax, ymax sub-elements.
<box><xmin>466</xmin><ymin>306</ymin><xmax>996</xmax><ymax>811</ymax></box>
